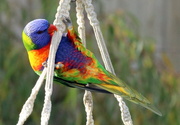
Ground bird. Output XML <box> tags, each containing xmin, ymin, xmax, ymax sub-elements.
<box><xmin>22</xmin><ymin>17</ymin><xmax>162</xmax><ymax>116</ymax></box>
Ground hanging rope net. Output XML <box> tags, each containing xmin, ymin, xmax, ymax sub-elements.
<box><xmin>17</xmin><ymin>0</ymin><xmax>133</xmax><ymax>125</ymax></box>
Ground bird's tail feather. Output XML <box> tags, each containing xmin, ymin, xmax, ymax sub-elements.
<box><xmin>95</xmin><ymin>78</ymin><xmax>162</xmax><ymax>116</ymax></box>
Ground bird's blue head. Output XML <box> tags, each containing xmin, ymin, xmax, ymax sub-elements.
<box><xmin>23</xmin><ymin>19</ymin><xmax>57</xmax><ymax>50</ymax></box>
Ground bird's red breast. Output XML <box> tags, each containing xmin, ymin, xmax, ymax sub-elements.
<box><xmin>28</xmin><ymin>43</ymin><xmax>50</xmax><ymax>72</ymax></box>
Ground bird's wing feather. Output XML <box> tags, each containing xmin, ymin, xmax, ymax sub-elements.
<box><xmin>54</xmin><ymin>76</ymin><xmax>111</xmax><ymax>94</ymax></box>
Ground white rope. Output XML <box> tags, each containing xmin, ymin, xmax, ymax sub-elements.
<box><xmin>41</xmin><ymin>0</ymin><xmax>71</xmax><ymax>125</ymax></box>
<box><xmin>40</xmin><ymin>31</ymin><xmax>62</xmax><ymax>125</ymax></box>
<box><xmin>76</xmin><ymin>0</ymin><xmax>86</xmax><ymax>46</ymax></box>
<box><xmin>114</xmin><ymin>95</ymin><xmax>133</xmax><ymax>125</ymax></box>
<box><xmin>82</xmin><ymin>0</ymin><xmax>133</xmax><ymax>124</ymax></box>
<box><xmin>17</xmin><ymin>68</ymin><xmax>47</xmax><ymax>125</ymax></box>
<box><xmin>83</xmin><ymin>91</ymin><xmax>94</xmax><ymax>125</ymax></box>
<box><xmin>82</xmin><ymin>0</ymin><xmax>115</xmax><ymax>74</ymax></box>
<box><xmin>76</xmin><ymin>1</ymin><xmax>94</xmax><ymax>125</ymax></box>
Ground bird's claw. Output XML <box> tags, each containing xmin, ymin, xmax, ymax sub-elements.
<box><xmin>42</xmin><ymin>61</ymin><xmax>47</xmax><ymax>67</ymax></box>
<box><xmin>55</xmin><ymin>62</ymin><xmax>64</xmax><ymax>69</ymax></box>
<box><xmin>62</xmin><ymin>16</ymin><xmax>73</xmax><ymax>29</ymax></box>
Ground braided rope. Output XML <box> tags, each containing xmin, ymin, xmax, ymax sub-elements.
<box><xmin>41</xmin><ymin>0</ymin><xmax>71</xmax><ymax>124</ymax></box>
<box><xmin>76</xmin><ymin>0</ymin><xmax>86</xmax><ymax>46</ymax></box>
<box><xmin>76</xmin><ymin>1</ymin><xmax>94</xmax><ymax>124</ymax></box>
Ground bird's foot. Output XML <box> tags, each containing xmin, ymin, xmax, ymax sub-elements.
<box><xmin>42</xmin><ymin>61</ymin><xmax>47</xmax><ymax>67</ymax></box>
<box><xmin>62</xmin><ymin>16</ymin><xmax>73</xmax><ymax>30</ymax></box>
<box><xmin>42</xmin><ymin>61</ymin><xmax>64</xmax><ymax>69</ymax></box>
<box><xmin>55</xmin><ymin>62</ymin><xmax>64</xmax><ymax>69</ymax></box>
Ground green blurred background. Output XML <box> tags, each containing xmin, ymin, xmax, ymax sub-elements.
<box><xmin>0</xmin><ymin>0</ymin><xmax>180</xmax><ymax>125</ymax></box>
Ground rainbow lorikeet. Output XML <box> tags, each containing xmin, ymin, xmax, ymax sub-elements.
<box><xmin>22</xmin><ymin>18</ymin><xmax>162</xmax><ymax>116</ymax></box>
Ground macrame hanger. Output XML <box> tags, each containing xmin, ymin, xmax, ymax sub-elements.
<box><xmin>17</xmin><ymin>0</ymin><xmax>133</xmax><ymax>125</ymax></box>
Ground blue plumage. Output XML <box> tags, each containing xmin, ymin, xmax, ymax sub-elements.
<box><xmin>24</xmin><ymin>19</ymin><xmax>51</xmax><ymax>49</ymax></box>
<box><xmin>55</xmin><ymin>36</ymin><xmax>90</xmax><ymax>70</ymax></box>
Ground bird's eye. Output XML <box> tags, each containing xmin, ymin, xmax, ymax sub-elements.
<box><xmin>37</xmin><ymin>30</ymin><xmax>44</xmax><ymax>34</ymax></box>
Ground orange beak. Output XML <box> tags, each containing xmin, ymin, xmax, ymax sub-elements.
<box><xmin>48</xmin><ymin>24</ymin><xmax>57</xmax><ymax>36</ymax></box>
